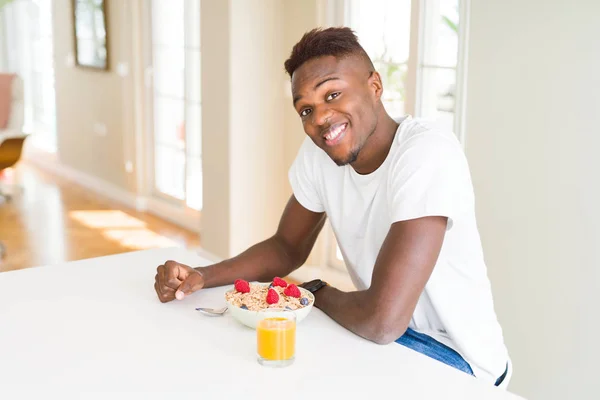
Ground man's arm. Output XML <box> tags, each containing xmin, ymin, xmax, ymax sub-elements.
<box><xmin>311</xmin><ymin>216</ymin><xmax>448</xmax><ymax>345</ymax></box>
<box><xmin>154</xmin><ymin>195</ymin><xmax>326</xmax><ymax>302</ymax></box>
<box><xmin>197</xmin><ymin>195</ymin><xmax>326</xmax><ymax>288</ymax></box>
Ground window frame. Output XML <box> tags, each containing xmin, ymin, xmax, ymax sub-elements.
<box><xmin>320</xmin><ymin>0</ymin><xmax>471</xmax><ymax>270</ymax></box>
<box><xmin>0</xmin><ymin>0</ymin><xmax>57</xmax><ymax>153</ymax></box>
<box><xmin>144</xmin><ymin>0</ymin><xmax>204</xmax><ymax>213</ymax></box>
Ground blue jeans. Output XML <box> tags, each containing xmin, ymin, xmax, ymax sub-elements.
<box><xmin>396</xmin><ymin>328</ymin><xmax>475</xmax><ymax>376</ymax></box>
<box><xmin>396</xmin><ymin>328</ymin><xmax>509</xmax><ymax>386</ymax></box>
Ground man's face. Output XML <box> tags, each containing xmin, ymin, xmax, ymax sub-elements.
<box><xmin>291</xmin><ymin>55</ymin><xmax>380</xmax><ymax>166</ymax></box>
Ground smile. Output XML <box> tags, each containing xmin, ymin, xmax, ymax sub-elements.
<box><xmin>323</xmin><ymin>123</ymin><xmax>348</xmax><ymax>146</ymax></box>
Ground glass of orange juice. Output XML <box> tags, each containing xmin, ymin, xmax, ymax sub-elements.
<box><xmin>256</xmin><ymin>309</ymin><xmax>296</xmax><ymax>367</ymax></box>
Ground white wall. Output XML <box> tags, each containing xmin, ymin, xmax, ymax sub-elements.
<box><xmin>229</xmin><ymin>0</ymin><xmax>288</xmax><ymax>255</ymax></box>
<box><xmin>200</xmin><ymin>0</ymin><xmax>231</xmax><ymax>257</ymax></box>
<box><xmin>52</xmin><ymin>0</ymin><xmax>138</xmax><ymax>193</ymax></box>
<box><xmin>465</xmin><ymin>1</ymin><xmax>600</xmax><ymax>399</ymax></box>
<box><xmin>201</xmin><ymin>0</ymin><xmax>295</xmax><ymax>258</ymax></box>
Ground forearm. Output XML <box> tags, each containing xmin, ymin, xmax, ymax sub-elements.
<box><xmin>195</xmin><ymin>236</ymin><xmax>300</xmax><ymax>289</ymax></box>
<box><xmin>314</xmin><ymin>286</ymin><xmax>408</xmax><ymax>345</ymax></box>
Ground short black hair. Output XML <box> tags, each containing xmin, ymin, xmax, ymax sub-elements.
<box><xmin>284</xmin><ymin>27</ymin><xmax>374</xmax><ymax>77</ymax></box>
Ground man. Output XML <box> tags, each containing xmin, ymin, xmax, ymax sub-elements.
<box><xmin>154</xmin><ymin>27</ymin><xmax>509</xmax><ymax>386</ymax></box>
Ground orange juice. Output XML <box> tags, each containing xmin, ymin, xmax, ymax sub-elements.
<box><xmin>257</xmin><ymin>317</ymin><xmax>296</xmax><ymax>361</ymax></box>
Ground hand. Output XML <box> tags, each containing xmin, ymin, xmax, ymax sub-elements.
<box><xmin>154</xmin><ymin>260</ymin><xmax>204</xmax><ymax>303</ymax></box>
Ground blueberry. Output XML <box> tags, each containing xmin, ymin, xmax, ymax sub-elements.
<box><xmin>240</xmin><ymin>304</ymin><xmax>248</xmax><ymax>310</ymax></box>
<box><xmin>268</xmin><ymin>283</ymin><xmax>274</xmax><ymax>289</ymax></box>
<box><xmin>300</xmin><ymin>297</ymin><xmax>309</xmax><ymax>306</ymax></box>
<box><xmin>285</xmin><ymin>306</ymin><xmax>293</xmax><ymax>311</ymax></box>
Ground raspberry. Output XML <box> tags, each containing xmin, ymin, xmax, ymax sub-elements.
<box><xmin>266</xmin><ymin>288</ymin><xmax>280</xmax><ymax>304</ymax></box>
<box><xmin>234</xmin><ymin>279</ymin><xmax>250</xmax><ymax>293</ymax></box>
<box><xmin>272</xmin><ymin>277</ymin><xmax>288</xmax><ymax>288</ymax></box>
<box><xmin>284</xmin><ymin>284</ymin><xmax>301</xmax><ymax>298</ymax></box>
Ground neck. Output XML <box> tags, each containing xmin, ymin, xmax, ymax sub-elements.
<box><xmin>350</xmin><ymin>110</ymin><xmax>400</xmax><ymax>175</ymax></box>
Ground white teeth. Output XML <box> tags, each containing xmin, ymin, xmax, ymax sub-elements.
<box><xmin>325</xmin><ymin>124</ymin><xmax>345</xmax><ymax>141</ymax></box>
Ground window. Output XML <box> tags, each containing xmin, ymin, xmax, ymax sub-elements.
<box><xmin>345</xmin><ymin>0</ymin><xmax>413</xmax><ymax>119</ymax></box>
<box><xmin>0</xmin><ymin>0</ymin><xmax>57</xmax><ymax>152</ymax></box>
<box><xmin>148</xmin><ymin>0</ymin><xmax>202</xmax><ymax>211</ymax></box>
<box><xmin>324</xmin><ymin>0</ymin><xmax>469</xmax><ymax>269</ymax></box>
<box><xmin>345</xmin><ymin>0</ymin><xmax>464</xmax><ymax>133</ymax></box>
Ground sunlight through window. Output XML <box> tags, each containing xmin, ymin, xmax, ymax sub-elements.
<box><xmin>69</xmin><ymin>210</ymin><xmax>181</xmax><ymax>250</ymax></box>
<box><xmin>102</xmin><ymin>229</ymin><xmax>179</xmax><ymax>250</ymax></box>
<box><xmin>69</xmin><ymin>210</ymin><xmax>147</xmax><ymax>229</ymax></box>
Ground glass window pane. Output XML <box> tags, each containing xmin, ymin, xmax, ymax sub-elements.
<box><xmin>419</xmin><ymin>66</ymin><xmax>456</xmax><ymax>132</ymax></box>
<box><xmin>153</xmin><ymin>96</ymin><xmax>185</xmax><ymax>150</ymax></box>
<box><xmin>186</xmin><ymin>103</ymin><xmax>202</xmax><ymax>158</ymax></box>
<box><xmin>32</xmin><ymin>38</ymin><xmax>54</xmax><ymax>72</ymax></box>
<box><xmin>347</xmin><ymin>0</ymin><xmax>411</xmax><ymax>119</ymax></box>
<box><xmin>376</xmin><ymin>61</ymin><xmax>408</xmax><ymax>119</ymax></box>
<box><xmin>8</xmin><ymin>0</ymin><xmax>56</xmax><ymax>147</ymax></box>
<box><xmin>151</xmin><ymin>0</ymin><xmax>184</xmax><ymax>47</ymax></box>
<box><xmin>76</xmin><ymin>38</ymin><xmax>106</xmax><ymax>67</ymax></box>
<box><xmin>34</xmin><ymin>0</ymin><xmax>53</xmax><ymax>37</ymax></box>
<box><xmin>155</xmin><ymin>146</ymin><xmax>185</xmax><ymax>200</ymax></box>
<box><xmin>153</xmin><ymin>46</ymin><xmax>184</xmax><ymax>99</ymax></box>
<box><xmin>422</xmin><ymin>0</ymin><xmax>459</xmax><ymax>68</ymax></box>
<box><xmin>151</xmin><ymin>0</ymin><xmax>202</xmax><ymax>211</ymax></box>
<box><xmin>186</xmin><ymin>156</ymin><xmax>203</xmax><ymax>210</ymax></box>
<box><xmin>346</xmin><ymin>0</ymin><xmax>412</xmax><ymax>64</ymax></box>
<box><xmin>185</xmin><ymin>49</ymin><xmax>201</xmax><ymax>104</ymax></box>
<box><xmin>185</xmin><ymin>0</ymin><xmax>201</xmax><ymax>49</ymax></box>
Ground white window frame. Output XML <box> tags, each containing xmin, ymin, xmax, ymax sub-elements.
<box><xmin>0</xmin><ymin>0</ymin><xmax>57</xmax><ymax>153</ymax></box>
<box><xmin>141</xmin><ymin>0</ymin><xmax>203</xmax><ymax>219</ymax></box>
<box><xmin>319</xmin><ymin>0</ymin><xmax>471</xmax><ymax>271</ymax></box>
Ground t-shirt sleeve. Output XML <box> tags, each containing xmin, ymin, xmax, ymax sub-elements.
<box><xmin>388</xmin><ymin>133</ymin><xmax>473</xmax><ymax>229</ymax></box>
<box><xmin>288</xmin><ymin>137</ymin><xmax>326</xmax><ymax>213</ymax></box>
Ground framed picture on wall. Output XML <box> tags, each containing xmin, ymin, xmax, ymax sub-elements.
<box><xmin>72</xmin><ymin>0</ymin><xmax>109</xmax><ymax>70</ymax></box>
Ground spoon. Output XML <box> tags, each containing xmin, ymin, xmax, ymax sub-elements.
<box><xmin>195</xmin><ymin>306</ymin><xmax>228</xmax><ymax>316</ymax></box>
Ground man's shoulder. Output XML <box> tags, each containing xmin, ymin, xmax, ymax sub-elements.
<box><xmin>389</xmin><ymin>117</ymin><xmax>466</xmax><ymax>171</ymax></box>
<box><xmin>394</xmin><ymin>118</ymin><xmax>463</xmax><ymax>159</ymax></box>
<box><xmin>395</xmin><ymin>117</ymin><xmax>460</xmax><ymax>149</ymax></box>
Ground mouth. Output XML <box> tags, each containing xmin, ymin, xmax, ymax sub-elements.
<box><xmin>322</xmin><ymin>123</ymin><xmax>348</xmax><ymax>147</ymax></box>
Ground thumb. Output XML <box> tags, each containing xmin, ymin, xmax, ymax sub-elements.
<box><xmin>175</xmin><ymin>271</ymin><xmax>204</xmax><ymax>300</ymax></box>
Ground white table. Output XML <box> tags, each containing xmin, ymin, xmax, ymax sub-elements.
<box><xmin>0</xmin><ymin>248</ymin><xmax>524</xmax><ymax>400</ymax></box>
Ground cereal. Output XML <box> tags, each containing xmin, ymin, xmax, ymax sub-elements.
<box><xmin>225</xmin><ymin>283</ymin><xmax>311</xmax><ymax>311</ymax></box>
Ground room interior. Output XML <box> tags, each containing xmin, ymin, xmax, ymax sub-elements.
<box><xmin>1</xmin><ymin>0</ymin><xmax>598</xmax><ymax>399</ymax></box>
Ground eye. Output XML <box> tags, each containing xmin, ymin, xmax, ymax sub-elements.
<box><xmin>300</xmin><ymin>108</ymin><xmax>312</xmax><ymax>117</ymax></box>
<box><xmin>326</xmin><ymin>92</ymin><xmax>341</xmax><ymax>101</ymax></box>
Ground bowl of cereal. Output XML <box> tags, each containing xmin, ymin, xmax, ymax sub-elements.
<box><xmin>224</xmin><ymin>278</ymin><xmax>314</xmax><ymax>329</ymax></box>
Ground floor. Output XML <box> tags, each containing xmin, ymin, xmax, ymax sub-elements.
<box><xmin>0</xmin><ymin>163</ymin><xmax>200</xmax><ymax>272</ymax></box>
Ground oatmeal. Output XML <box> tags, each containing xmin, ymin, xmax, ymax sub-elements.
<box><xmin>225</xmin><ymin>282</ymin><xmax>312</xmax><ymax>311</ymax></box>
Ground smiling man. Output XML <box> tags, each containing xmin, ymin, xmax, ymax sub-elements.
<box><xmin>154</xmin><ymin>27</ymin><xmax>509</xmax><ymax>386</ymax></box>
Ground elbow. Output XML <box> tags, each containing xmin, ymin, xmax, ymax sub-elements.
<box><xmin>364</xmin><ymin>314</ymin><xmax>409</xmax><ymax>345</ymax></box>
<box><xmin>370</xmin><ymin>328</ymin><xmax>406</xmax><ymax>345</ymax></box>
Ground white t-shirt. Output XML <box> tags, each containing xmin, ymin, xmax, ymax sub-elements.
<box><xmin>288</xmin><ymin>116</ymin><xmax>509</xmax><ymax>383</ymax></box>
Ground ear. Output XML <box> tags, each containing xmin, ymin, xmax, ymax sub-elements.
<box><xmin>368</xmin><ymin>71</ymin><xmax>383</xmax><ymax>101</ymax></box>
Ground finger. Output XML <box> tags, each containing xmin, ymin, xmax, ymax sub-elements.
<box><xmin>164</xmin><ymin>261</ymin><xmax>184</xmax><ymax>290</ymax></box>
<box><xmin>154</xmin><ymin>280</ymin><xmax>160</xmax><ymax>298</ymax></box>
<box><xmin>159</xmin><ymin>265</ymin><xmax>180</xmax><ymax>294</ymax></box>
<box><xmin>175</xmin><ymin>273</ymin><xmax>204</xmax><ymax>300</ymax></box>
<box><xmin>167</xmin><ymin>260</ymin><xmax>195</xmax><ymax>281</ymax></box>
<box><xmin>161</xmin><ymin>284</ymin><xmax>176</xmax><ymax>296</ymax></box>
<box><xmin>155</xmin><ymin>281</ymin><xmax>174</xmax><ymax>303</ymax></box>
<box><xmin>155</xmin><ymin>268</ymin><xmax>176</xmax><ymax>296</ymax></box>
<box><xmin>157</xmin><ymin>265</ymin><xmax>166</xmax><ymax>285</ymax></box>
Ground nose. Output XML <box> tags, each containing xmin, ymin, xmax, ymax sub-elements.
<box><xmin>311</xmin><ymin>104</ymin><xmax>333</xmax><ymax>128</ymax></box>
